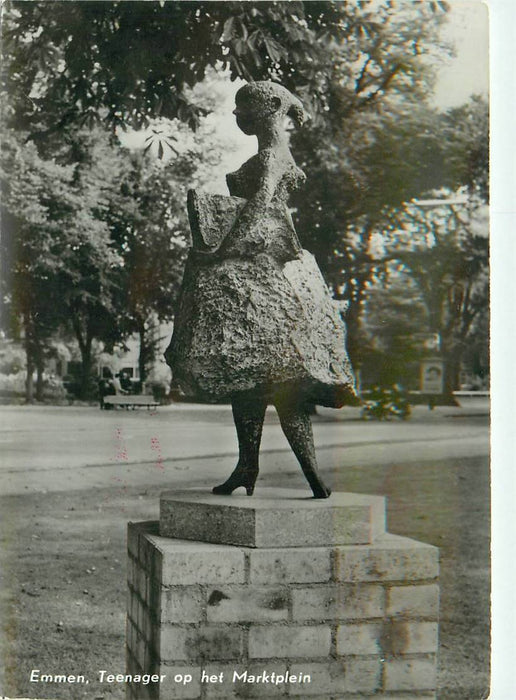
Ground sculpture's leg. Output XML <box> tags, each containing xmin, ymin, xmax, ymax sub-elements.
<box><xmin>212</xmin><ymin>393</ymin><xmax>267</xmax><ymax>496</ymax></box>
<box><xmin>274</xmin><ymin>394</ymin><xmax>331</xmax><ymax>499</ymax></box>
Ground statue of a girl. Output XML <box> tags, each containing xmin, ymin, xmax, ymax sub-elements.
<box><xmin>165</xmin><ymin>81</ymin><xmax>357</xmax><ymax>499</ymax></box>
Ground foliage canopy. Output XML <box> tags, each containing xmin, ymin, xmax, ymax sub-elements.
<box><xmin>3</xmin><ymin>0</ymin><xmax>449</xmax><ymax>137</ymax></box>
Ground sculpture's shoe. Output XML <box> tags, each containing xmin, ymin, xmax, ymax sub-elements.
<box><xmin>312</xmin><ymin>484</ymin><xmax>332</xmax><ymax>499</ymax></box>
<box><xmin>212</xmin><ymin>468</ymin><xmax>258</xmax><ymax>496</ymax></box>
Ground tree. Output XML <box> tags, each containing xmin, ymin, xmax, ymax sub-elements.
<box><xmin>0</xmin><ymin>128</ymin><xmax>123</xmax><ymax>400</ymax></box>
<box><xmin>291</xmin><ymin>102</ymin><xmax>454</xmax><ymax>366</ymax></box>
<box><xmin>442</xmin><ymin>96</ymin><xmax>489</xmax><ymax>204</ymax></box>
<box><xmin>1</xmin><ymin>131</ymin><xmax>69</xmax><ymax>400</ymax></box>
<box><xmin>383</xmin><ymin>96</ymin><xmax>490</xmax><ymax>396</ymax></box>
<box><xmin>290</xmin><ymin>66</ymin><xmax>488</xmax><ymax>369</ymax></box>
<box><xmin>108</xmin><ymin>153</ymin><xmax>190</xmax><ymax>382</ymax></box>
<box><xmin>360</xmin><ymin>269</ymin><xmax>429</xmax><ymax>389</ymax></box>
<box><xmin>389</xmin><ymin>198</ymin><xmax>489</xmax><ymax>396</ymax></box>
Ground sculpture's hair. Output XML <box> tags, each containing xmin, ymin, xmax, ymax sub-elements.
<box><xmin>238</xmin><ymin>81</ymin><xmax>308</xmax><ymax>128</ymax></box>
<box><xmin>287</xmin><ymin>101</ymin><xmax>307</xmax><ymax>128</ymax></box>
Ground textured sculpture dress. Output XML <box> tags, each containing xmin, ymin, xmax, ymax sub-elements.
<box><xmin>165</xmin><ymin>81</ymin><xmax>357</xmax><ymax>498</ymax></box>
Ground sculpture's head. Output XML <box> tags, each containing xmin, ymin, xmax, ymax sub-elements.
<box><xmin>233</xmin><ymin>81</ymin><xmax>308</xmax><ymax>136</ymax></box>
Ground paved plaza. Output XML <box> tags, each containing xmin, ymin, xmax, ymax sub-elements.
<box><xmin>0</xmin><ymin>402</ymin><xmax>489</xmax><ymax>496</ymax></box>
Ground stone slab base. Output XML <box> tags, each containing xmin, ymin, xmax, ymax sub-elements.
<box><xmin>126</xmin><ymin>520</ymin><xmax>439</xmax><ymax>699</ymax></box>
<box><xmin>160</xmin><ymin>489</ymin><xmax>386</xmax><ymax>547</ymax></box>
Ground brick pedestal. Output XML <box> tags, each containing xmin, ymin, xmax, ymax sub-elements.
<box><xmin>126</xmin><ymin>489</ymin><xmax>439</xmax><ymax>699</ymax></box>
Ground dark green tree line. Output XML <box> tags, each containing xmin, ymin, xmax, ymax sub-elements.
<box><xmin>0</xmin><ymin>130</ymin><xmax>121</xmax><ymax>399</ymax></box>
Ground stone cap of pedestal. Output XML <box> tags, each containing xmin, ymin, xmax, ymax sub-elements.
<box><xmin>159</xmin><ymin>488</ymin><xmax>386</xmax><ymax>548</ymax></box>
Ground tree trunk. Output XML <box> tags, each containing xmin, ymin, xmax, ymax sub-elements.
<box><xmin>441</xmin><ymin>346</ymin><xmax>461</xmax><ymax>405</ymax></box>
<box><xmin>345</xmin><ymin>301</ymin><xmax>362</xmax><ymax>371</ymax></box>
<box><xmin>78</xmin><ymin>340</ymin><xmax>93</xmax><ymax>400</ymax></box>
<box><xmin>23</xmin><ymin>313</ymin><xmax>35</xmax><ymax>403</ymax></box>
<box><xmin>72</xmin><ymin>315</ymin><xmax>95</xmax><ymax>400</ymax></box>
<box><xmin>336</xmin><ymin>221</ymin><xmax>376</xmax><ymax>372</ymax></box>
<box><xmin>35</xmin><ymin>360</ymin><xmax>45</xmax><ymax>402</ymax></box>
<box><xmin>137</xmin><ymin>315</ymin><xmax>162</xmax><ymax>387</ymax></box>
<box><xmin>25</xmin><ymin>357</ymin><xmax>35</xmax><ymax>403</ymax></box>
<box><xmin>344</xmin><ymin>279</ymin><xmax>369</xmax><ymax>372</ymax></box>
<box><xmin>34</xmin><ymin>333</ymin><xmax>45</xmax><ymax>401</ymax></box>
<box><xmin>138</xmin><ymin>321</ymin><xmax>147</xmax><ymax>385</ymax></box>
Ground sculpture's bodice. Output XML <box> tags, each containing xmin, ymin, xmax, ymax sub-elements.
<box><xmin>226</xmin><ymin>151</ymin><xmax>306</xmax><ymax>201</ymax></box>
<box><xmin>219</xmin><ymin>148</ymin><xmax>306</xmax><ymax>262</ymax></box>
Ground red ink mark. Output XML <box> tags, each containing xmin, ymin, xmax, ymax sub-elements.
<box><xmin>151</xmin><ymin>436</ymin><xmax>164</xmax><ymax>471</ymax></box>
<box><xmin>115</xmin><ymin>427</ymin><xmax>129</xmax><ymax>462</ymax></box>
<box><xmin>99</xmin><ymin>427</ymin><xmax>131</xmax><ymax>508</ymax></box>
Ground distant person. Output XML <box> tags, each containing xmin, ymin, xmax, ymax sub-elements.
<box><xmin>98</xmin><ymin>369</ymin><xmax>116</xmax><ymax>410</ymax></box>
<box><xmin>119</xmin><ymin>370</ymin><xmax>132</xmax><ymax>393</ymax></box>
<box><xmin>112</xmin><ymin>373</ymin><xmax>129</xmax><ymax>395</ymax></box>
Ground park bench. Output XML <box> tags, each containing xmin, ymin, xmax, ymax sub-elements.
<box><xmin>452</xmin><ymin>390</ymin><xmax>489</xmax><ymax>409</ymax></box>
<box><xmin>103</xmin><ymin>394</ymin><xmax>159</xmax><ymax>410</ymax></box>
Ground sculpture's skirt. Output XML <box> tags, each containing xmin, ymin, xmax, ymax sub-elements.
<box><xmin>165</xmin><ymin>250</ymin><xmax>357</xmax><ymax>407</ymax></box>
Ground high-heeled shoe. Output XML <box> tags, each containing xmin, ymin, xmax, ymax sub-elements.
<box><xmin>212</xmin><ymin>467</ymin><xmax>258</xmax><ymax>496</ymax></box>
<box><xmin>311</xmin><ymin>484</ymin><xmax>332</xmax><ymax>499</ymax></box>
<box><xmin>305</xmin><ymin>472</ymin><xmax>332</xmax><ymax>499</ymax></box>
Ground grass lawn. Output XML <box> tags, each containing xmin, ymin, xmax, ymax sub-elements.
<box><xmin>0</xmin><ymin>453</ymin><xmax>489</xmax><ymax>699</ymax></box>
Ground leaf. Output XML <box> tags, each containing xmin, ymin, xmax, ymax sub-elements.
<box><xmin>263</xmin><ymin>36</ymin><xmax>286</xmax><ymax>64</ymax></box>
<box><xmin>164</xmin><ymin>140</ymin><xmax>179</xmax><ymax>155</ymax></box>
<box><xmin>221</xmin><ymin>17</ymin><xmax>236</xmax><ymax>42</ymax></box>
<box><xmin>237</xmin><ymin>18</ymin><xmax>248</xmax><ymax>42</ymax></box>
